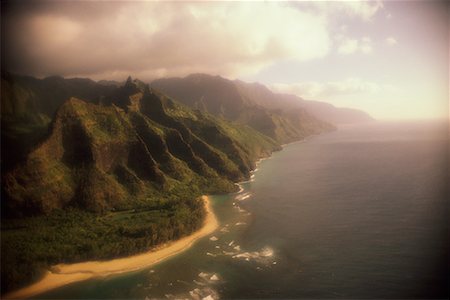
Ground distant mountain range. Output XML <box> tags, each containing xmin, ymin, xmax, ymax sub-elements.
<box><xmin>152</xmin><ymin>73</ymin><xmax>374</xmax><ymax>127</ymax></box>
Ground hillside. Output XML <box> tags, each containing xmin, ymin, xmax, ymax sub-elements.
<box><xmin>233</xmin><ymin>80</ymin><xmax>374</xmax><ymax>124</ymax></box>
<box><xmin>1</xmin><ymin>73</ymin><xmax>118</xmax><ymax>170</ymax></box>
<box><xmin>151</xmin><ymin>74</ymin><xmax>335</xmax><ymax>143</ymax></box>
<box><xmin>3</xmin><ymin>84</ymin><xmax>282</xmax><ymax>216</ymax></box>
<box><xmin>1</xmin><ymin>75</ymin><xmax>279</xmax><ymax>293</ymax></box>
<box><xmin>152</xmin><ymin>74</ymin><xmax>373</xmax><ymax>129</ymax></box>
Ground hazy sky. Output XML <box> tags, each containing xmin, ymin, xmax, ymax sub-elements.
<box><xmin>2</xmin><ymin>1</ymin><xmax>448</xmax><ymax>120</ymax></box>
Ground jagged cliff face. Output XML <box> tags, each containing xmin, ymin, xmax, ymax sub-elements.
<box><xmin>1</xmin><ymin>74</ymin><xmax>117</xmax><ymax>170</ymax></box>
<box><xmin>2</xmin><ymin>77</ymin><xmax>279</xmax><ymax>216</ymax></box>
<box><xmin>151</xmin><ymin>74</ymin><xmax>335</xmax><ymax>144</ymax></box>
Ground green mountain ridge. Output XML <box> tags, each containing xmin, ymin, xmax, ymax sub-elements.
<box><xmin>1</xmin><ymin>74</ymin><xmax>285</xmax><ymax>293</ymax></box>
<box><xmin>151</xmin><ymin>73</ymin><xmax>373</xmax><ymax>129</ymax></box>
<box><xmin>1</xmin><ymin>73</ymin><xmax>118</xmax><ymax>170</ymax></box>
<box><xmin>2</xmin><ymin>77</ymin><xmax>279</xmax><ymax>216</ymax></box>
<box><xmin>1</xmin><ymin>73</ymin><xmax>334</xmax><ymax>293</ymax></box>
<box><xmin>151</xmin><ymin>73</ymin><xmax>335</xmax><ymax>143</ymax></box>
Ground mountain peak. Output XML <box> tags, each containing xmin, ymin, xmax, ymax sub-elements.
<box><xmin>125</xmin><ymin>75</ymin><xmax>133</xmax><ymax>85</ymax></box>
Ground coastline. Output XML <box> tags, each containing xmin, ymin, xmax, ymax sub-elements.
<box><xmin>5</xmin><ymin>196</ymin><xmax>218</xmax><ymax>299</ymax></box>
<box><xmin>6</xmin><ymin>139</ymin><xmax>308</xmax><ymax>299</ymax></box>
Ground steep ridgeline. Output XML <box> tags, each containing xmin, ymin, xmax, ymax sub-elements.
<box><xmin>1</xmin><ymin>76</ymin><xmax>279</xmax><ymax>293</ymax></box>
<box><xmin>1</xmin><ymin>73</ymin><xmax>118</xmax><ymax>170</ymax></box>
<box><xmin>3</xmin><ymin>76</ymin><xmax>279</xmax><ymax>216</ymax></box>
<box><xmin>151</xmin><ymin>74</ymin><xmax>335</xmax><ymax>144</ymax></box>
<box><xmin>151</xmin><ymin>74</ymin><xmax>373</xmax><ymax>131</ymax></box>
<box><xmin>233</xmin><ymin>80</ymin><xmax>375</xmax><ymax>124</ymax></box>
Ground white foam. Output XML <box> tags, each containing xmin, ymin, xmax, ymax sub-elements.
<box><xmin>237</xmin><ymin>207</ymin><xmax>247</xmax><ymax>213</ymax></box>
<box><xmin>235</xmin><ymin>222</ymin><xmax>247</xmax><ymax>226</ymax></box>
<box><xmin>238</xmin><ymin>179</ymin><xmax>252</xmax><ymax>184</ymax></box>
<box><xmin>220</xmin><ymin>227</ymin><xmax>229</xmax><ymax>233</ymax></box>
<box><xmin>235</xmin><ymin>192</ymin><xmax>251</xmax><ymax>201</ymax></box>
<box><xmin>209</xmin><ymin>236</ymin><xmax>218</xmax><ymax>241</ymax></box>
<box><xmin>210</xmin><ymin>274</ymin><xmax>220</xmax><ymax>281</ymax></box>
<box><xmin>189</xmin><ymin>288</ymin><xmax>201</xmax><ymax>298</ymax></box>
<box><xmin>241</xmin><ymin>194</ymin><xmax>251</xmax><ymax>200</ymax></box>
<box><xmin>260</xmin><ymin>247</ymin><xmax>274</xmax><ymax>257</ymax></box>
<box><xmin>230</xmin><ymin>246</ymin><xmax>275</xmax><ymax>262</ymax></box>
<box><xmin>234</xmin><ymin>183</ymin><xmax>244</xmax><ymax>194</ymax></box>
<box><xmin>232</xmin><ymin>251</ymin><xmax>259</xmax><ymax>259</ymax></box>
<box><xmin>206</xmin><ymin>252</ymin><xmax>216</xmax><ymax>257</ymax></box>
<box><xmin>198</xmin><ymin>272</ymin><xmax>210</xmax><ymax>279</ymax></box>
<box><xmin>187</xmin><ymin>287</ymin><xmax>219</xmax><ymax>300</ymax></box>
<box><xmin>198</xmin><ymin>272</ymin><xmax>221</xmax><ymax>284</ymax></box>
<box><xmin>228</xmin><ymin>240</ymin><xmax>235</xmax><ymax>246</ymax></box>
<box><xmin>233</xmin><ymin>245</ymin><xmax>241</xmax><ymax>251</ymax></box>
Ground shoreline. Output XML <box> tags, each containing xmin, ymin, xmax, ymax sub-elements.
<box><xmin>6</xmin><ymin>140</ymin><xmax>306</xmax><ymax>299</ymax></box>
<box><xmin>5</xmin><ymin>196</ymin><xmax>218</xmax><ymax>299</ymax></box>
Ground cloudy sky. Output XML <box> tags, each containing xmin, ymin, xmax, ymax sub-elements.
<box><xmin>2</xmin><ymin>1</ymin><xmax>448</xmax><ymax>120</ymax></box>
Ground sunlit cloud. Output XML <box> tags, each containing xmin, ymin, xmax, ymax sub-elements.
<box><xmin>2</xmin><ymin>0</ymin><xmax>447</xmax><ymax>120</ymax></box>
<box><xmin>337</xmin><ymin>38</ymin><xmax>359</xmax><ymax>54</ymax></box>
<box><xmin>299</xmin><ymin>1</ymin><xmax>383</xmax><ymax>21</ymax></box>
<box><xmin>3</xmin><ymin>2</ymin><xmax>331</xmax><ymax>80</ymax></box>
<box><xmin>338</xmin><ymin>1</ymin><xmax>384</xmax><ymax>21</ymax></box>
<box><xmin>337</xmin><ymin>37</ymin><xmax>373</xmax><ymax>55</ymax></box>
<box><xmin>385</xmin><ymin>37</ymin><xmax>398</xmax><ymax>46</ymax></box>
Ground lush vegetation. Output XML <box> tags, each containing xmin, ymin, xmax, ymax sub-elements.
<box><xmin>1</xmin><ymin>194</ymin><xmax>205</xmax><ymax>292</ymax></box>
<box><xmin>1</xmin><ymin>75</ymin><xmax>285</xmax><ymax>294</ymax></box>
<box><xmin>1</xmin><ymin>74</ymin><xmax>336</xmax><ymax>294</ymax></box>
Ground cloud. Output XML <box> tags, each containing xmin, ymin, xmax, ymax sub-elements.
<box><xmin>338</xmin><ymin>1</ymin><xmax>384</xmax><ymax>21</ymax></box>
<box><xmin>3</xmin><ymin>2</ymin><xmax>331</xmax><ymax>80</ymax></box>
<box><xmin>270</xmin><ymin>78</ymin><xmax>397</xmax><ymax>99</ymax></box>
<box><xmin>337</xmin><ymin>37</ymin><xmax>373</xmax><ymax>54</ymax></box>
<box><xmin>385</xmin><ymin>37</ymin><xmax>398</xmax><ymax>46</ymax></box>
<box><xmin>301</xmin><ymin>1</ymin><xmax>383</xmax><ymax>21</ymax></box>
<box><xmin>337</xmin><ymin>38</ymin><xmax>359</xmax><ymax>54</ymax></box>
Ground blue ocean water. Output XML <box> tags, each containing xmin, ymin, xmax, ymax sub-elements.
<box><xmin>35</xmin><ymin>121</ymin><xmax>448</xmax><ymax>299</ymax></box>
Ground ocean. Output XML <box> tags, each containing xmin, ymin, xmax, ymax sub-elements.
<box><xmin>34</xmin><ymin>121</ymin><xmax>449</xmax><ymax>299</ymax></box>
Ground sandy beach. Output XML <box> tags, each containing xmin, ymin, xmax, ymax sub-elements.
<box><xmin>5</xmin><ymin>196</ymin><xmax>218</xmax><ymax>299</ymax></box>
